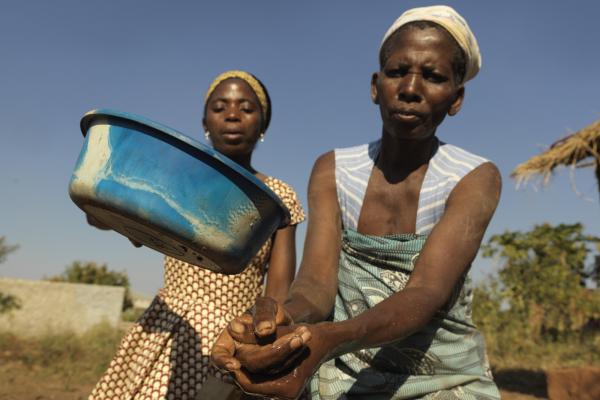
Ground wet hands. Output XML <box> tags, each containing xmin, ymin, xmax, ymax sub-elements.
<box><xmin>212</xmin><ymin>297</ymin><xmax>308</xmax><ymax>373</ymax></box>
<box><xmin>226</xmin><ymin>315</ymin><xmax>311</xmax><ymax>374</ymax></box>
<box><xmin>211</xmin><ymin>297</ymin><xmax>328</xmax><ymax>399</ymax></box>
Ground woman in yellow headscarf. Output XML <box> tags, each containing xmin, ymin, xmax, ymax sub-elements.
<box><xmin>89</xmin><ymin>71</ymin><xmax>305</xmax><ymax>400</ymax></box>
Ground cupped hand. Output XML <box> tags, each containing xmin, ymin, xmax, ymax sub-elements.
<box><xmin>229</xmin><ymin>322</ymin><xmax>334</xmax><ymax>400</ymax></box>
<box><xmin>211</xmin><ymin>297</ymin><xmax>311</xmax><ymax>375</ymax></box>
<box><xmin>229</xmin><ymin>296</ymin><xmax>294</xmax><ymax>340</ymax></box>
<box><xmin>234</xmin><ymin>324</ymin><xmax>312</xmax><ymax>374</ymax></box>
<box><xmin>212</xmin><ymin>321</ymin><xmax>310</xmax><ymax>372</ymax></box>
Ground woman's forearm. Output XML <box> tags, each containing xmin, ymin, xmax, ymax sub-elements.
<box><xmin>284</xmin><ymin>276</ymin><xmax>336</xmax><ymax>324</ymax></box>
<box><xmin>322</xmin><ymin>286</ymin><xmax>442</xmax><ymax>359</ymax></box>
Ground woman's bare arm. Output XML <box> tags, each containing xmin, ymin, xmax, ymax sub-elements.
<box><xmin>264</xmin><ymin>225</ymin><xmax>297</xmax><ymax>304</ymax></box>
<box><xmin>283</xmin><ymin>151</ymin><xmax>341</xmax><ymax>323</ymax></box>
<box><xmin>319</xmin><ymin>162</ymin><xmax>502</xmax><ymax>354</ymax></box>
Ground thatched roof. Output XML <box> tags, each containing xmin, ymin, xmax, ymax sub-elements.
<box><xmin>512</xmin><ymin>119</ymin><xmax>600</xmax><ymax>185</ymax></box>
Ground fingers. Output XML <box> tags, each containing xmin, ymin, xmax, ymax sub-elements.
<box><xmin>235</xmin><ymin>327</ymin><xmax>312</xmax><ymax>374</ymax></box>
<box><xmin>210</xmin><ymin>329</ymin><xmax>241</xmax><ymax>371</ymax></box>
<box><xmin>230</xmin><ymin>368</ymin><xmax>305</xmax><ymax>400</ymax></box>
<box><xmin>252</xmin><ymin>297</ymin><xmax>293</xmax><ymax>338</ymax></box>
<box><xmin>229</xmin><ymin>298</ymin><xmax>294</xmax><ymax>343</ymax></box>
<box><xmin>253</xmin><ymin>297</ymin><xmax>280</xmax><ymax>336</ymax></box>
<box><xmin>228</xmin><ymin>313</ymin><xmax>258</xmax><ymax>344</ymax></box>
<box><xmin>274</xmin><ymin>300</ymin><xmax>293</xmax><ymax>326</ymax></box>
<box><xmin>223</xmin><ymin>321</ymin><xmax>314</xmax><ymax>399</ymax></box>
<box><xmin>86</xmin><ymin>214</ymin><xmax>110</xmax><ymax>230</ymax></box>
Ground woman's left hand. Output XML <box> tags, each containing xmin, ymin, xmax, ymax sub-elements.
<box><xmin>228</xmin><ymin>322</ymin><xmax>334</xmax><ymax>400</ymax></box>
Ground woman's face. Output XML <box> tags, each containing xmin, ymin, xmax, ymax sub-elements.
<box><xmin>372</xmin><ymin>26</ymin><xmax>464</xmax><ymax>141</ymax></box>
<box><xmin>204</xmin><ymin>78</ymin><xmax>264</xmax><ymax>157</ymax></box>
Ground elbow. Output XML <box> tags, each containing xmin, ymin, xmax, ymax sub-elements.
<box><xmin>402</xmin><ymin>286</ymin><xmax>449</xmax><ymax>327</ymax></box>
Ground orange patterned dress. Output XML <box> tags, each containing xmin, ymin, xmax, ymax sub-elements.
<box><xmin>90</xmin><ymin>177</ymin><xmax>305</xmax><ymax>400</ymax></box>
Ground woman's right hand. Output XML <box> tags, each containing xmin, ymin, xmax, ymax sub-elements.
<box><xmin>213</xmin><ymin>319</ymin><xmax>334</xmax><ymax>400</ymax></box>
<box><xmin>86</xmin><ymin>214</ymin><xmax>142</xmax><ymax>248</ymax></box>
<box><xmin>211</xmin><ymin>297</ymin><xmax>311</xmax><ymax>374</ymax></box>
<box><xmin>86</xmin><ymin>214</ymin><xmax>111</xmax><ymax>230</ymax></box>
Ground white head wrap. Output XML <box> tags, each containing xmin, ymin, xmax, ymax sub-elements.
<box><xmin>380</xmin><ymin>5</ymin><xmax>481</xmax><ymax>83</ymax></box>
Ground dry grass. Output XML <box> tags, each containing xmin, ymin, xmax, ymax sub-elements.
<box><xmin>1</xmin><ymin>324</ymin><xmax>597</xmax><ymax>400</ymax></box>
<box><xmin>0</xmin><ymin>322</ymin><xmax>124</xmax><ymax>388</ymax></box>
<box><xmin>512</xmin><ymin>119</ymin><xmax>600</xmax><ymax>185</ymax></box>
<box><xmin>487</xmin><ymin>335</ymin><xmax>600</xmax><ymax>371</ymax></box>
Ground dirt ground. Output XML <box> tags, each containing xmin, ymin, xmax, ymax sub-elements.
<box><xmin>0</xmin><ymin>361</ymin><xmax>549</xmax><ymax>400</ymax></box>
<box><xmin>0</xmin><ymin>362</ymin><xmax>94</xmax><ymax>400</ymax></box>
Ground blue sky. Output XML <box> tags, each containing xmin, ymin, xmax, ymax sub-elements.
<box><xmin>1</xmin><ymin>1</ymin><xmax>600</xmax><ymax>295</ymax></box>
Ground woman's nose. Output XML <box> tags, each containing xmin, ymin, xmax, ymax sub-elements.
<box><xmin>398</xmin><ymin>72</ymin><xmax>422</xmax><ymax>103</ymax></box>
<box><xmin>225</xmin><ymin>106</ymin><xmax>241</xmax><ymax>121</ymax></box>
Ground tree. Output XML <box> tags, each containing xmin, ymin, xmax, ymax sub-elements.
<box><xmin>476</xmin><ymin>223</ymin><xmax>600</xmax><ymax>342</ymax></box>
<box><xmin>48</xmin><ymin>261</ymin><xmax>133</xmax><ymax>310</ymax></box>
<box><xmin>0</xmin><ymin>236</ymin><xmax>21</xmax><ymax>314</ymax></box>
<box><xmin>0</xmin><ymin>236</ymin><xmax>18</xmax><ymax>264</ymax></box>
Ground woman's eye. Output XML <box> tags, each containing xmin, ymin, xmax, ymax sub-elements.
<box><xmin>387</xmin><ymin>67</ymin><xmax>408</xmax><ymax>77</ymax></box>
<box><xmin>211</xmin><ymin>102</ymin><xmax>225</xmax><ymax>112</ymax></box>
<box><xmin>423</xmin><ymin>70</ymin><xmax>447</xmax><ymax>83</ymax></box>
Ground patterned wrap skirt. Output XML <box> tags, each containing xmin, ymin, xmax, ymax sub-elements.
<box><xmin>309</xmin><ymin>229</ymin><xmax>500</xmax><ymax>400</ymax></box>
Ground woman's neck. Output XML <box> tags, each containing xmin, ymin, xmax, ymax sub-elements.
<box><xmin>226</xmin><ymin>153</ymin><xmax>259</xmax><ymax>176</ymax></box>
<box><xmin>376</xmin><ymin>132</ymin><xmax>438</xmax><ymax>182</ymax></box>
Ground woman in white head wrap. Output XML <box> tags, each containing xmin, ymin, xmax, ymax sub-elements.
<box><xmin>212</xmin><ymin>6</ymin><xmax>501</xmax><ymax>400</ymax></box>
<box><xmin>380</xmin><ymin>5</ymin><xmax>482</xmax><ymax>83</ymax></box>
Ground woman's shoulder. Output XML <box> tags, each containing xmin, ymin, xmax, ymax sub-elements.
<box><xmin>431</xmin><ymin>142</ymin><xmax>491</xmax><ymax>181</ymax></box>
<box><xmin>333</xmin><ymin>139</ymin><xmax>380</xmax><ymax>167</ymax></box>
<box><xmin>264</xmin><ymin>176</ymin><xmax>305</xmax><ymax>226</ymax></box>
<box><xmin>264</xmin><ymin>176</ymin><xmax>297</xmax><ymax>194</ymax></box>
<box><xmin>437</xmin><ymin>142</ymin><xmax>490</xmax><ymax>168</ymax></box>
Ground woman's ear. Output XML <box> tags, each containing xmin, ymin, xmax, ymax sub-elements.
<box><xmin>202</xmin><ymin>118</ymin><xmax>208</xmax><ymax>133</ymax></box>
<box><xmin>370</xmin><ymin>72</ymin><xmax>380</xmax><ymax>104</ymax></box>
<box><xmin>448</xmin><ymin>86</ymin><xmax>465</xmax><ymax>116</ymax></box>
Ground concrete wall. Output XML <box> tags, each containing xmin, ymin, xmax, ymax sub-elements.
<box><xmin>0</xmin><ymin>277</ymin><xmax>124</xmax><ymax>337</ymax></box>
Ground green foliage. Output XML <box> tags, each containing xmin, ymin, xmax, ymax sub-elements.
<box><xmin>0</xmin><ymin>236</ymin><xmax>18</xmax><ymax>264</ymax></box>
<box><xmin>474</xmin><ymin>223</ymin><xmax>600</xmax><ymax>367</ymax></box>
<box><xmin>0</xmin><ymin>236</ymin><xmax>20</xmax><ymax>314</ymax></box>
<box><xmin>472</xmin><ymin>282</ymin><xmax>525</xmax><ymax>355</ymax></box>
<box><xmin>0</xmin><ymin>293</ymin><xmax>21</xmax><ymax>314</ymax></box>
<box><xmin>121</xmin><ymin>306</ymin><xmax>146</xmax><ymax>322</ymax></box>
<box><xmin>48</xmin><ymin>261</ymin><xmax>133</xmax><ymax>310</ymax></box>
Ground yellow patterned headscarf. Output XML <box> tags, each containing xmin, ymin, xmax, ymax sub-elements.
<box><xmin>204</xmin><ymin>70</ymin><xmax>271</xmax><ymax>130</ymax></box>
<box><xmin>380</xmin><ymin>5</ymin><xmax>481</xmax><ymax>83</ymax></box>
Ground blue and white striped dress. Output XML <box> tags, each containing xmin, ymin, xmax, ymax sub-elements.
<box><xmin>309</xmin><ymin>138</ymin><xmax>500</xmax><ymax>399</ymax></box>
<box><xmin>335</xmin><ymin>138</ymin><xmax>489</xmax><ymax>233</ymax></box>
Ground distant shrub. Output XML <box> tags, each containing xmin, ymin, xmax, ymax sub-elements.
<box><xmin>0</xmin><ymin>293</ymin><xmax>21</xmax><ymax>314</ymax></box>
<box><xmin>0</xmin><ymin>236</ymin><xmax>20</xmax><ymax>315</ymax></box>
<box><xmin>48</xmin><ymin>261</ymin><xmax>133</xmax><ymax>310</ymax></box>
<box><xmin>0</xmin><ymin>236</ymin><xmax>18</xmax><ymax>264</ymax></box>
<box><xmin>121</xmin><ymin>306</ymin><xmax>146</xmax><ymax>322</ymax></box>
<box><xmin>474</xmin><ymin>223</ymin><xmax>600</xmax><ymax>368</ymax></box>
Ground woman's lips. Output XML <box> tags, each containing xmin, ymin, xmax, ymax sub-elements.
<box><xmin>391</xmin><ymin>109</ymin><xmax>423</xmax><ymax>123</ymax></box>
<box><xmin>222</xmin><ymin>131</ymin><xmax>244</xmax><ymax>140</ymax></box>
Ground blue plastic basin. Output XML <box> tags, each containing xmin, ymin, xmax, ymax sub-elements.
<box><xmin>69</xmin><ymin>109</ymin><xmax>290</xmax><ymax>274</ymax></box>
